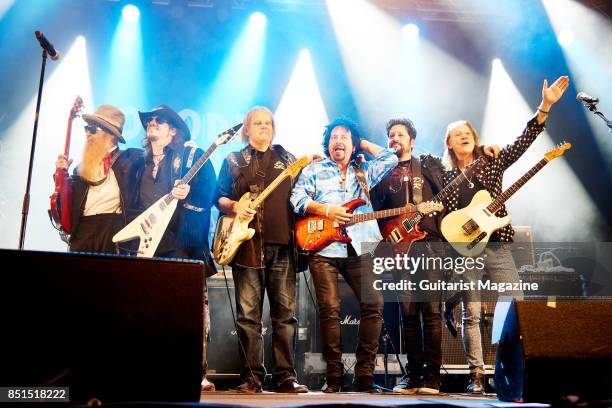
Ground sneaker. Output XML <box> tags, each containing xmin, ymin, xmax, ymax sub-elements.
<box><xmin>466</xmin><ymin>372</ymin><xmax>484</xmax><ymax>394</ymax></box>
<box><xmin>393</xmin><ymin>374</ymin><xmax>421</xmax><ymax>395</ymax></box>
<box><xmin>419</xmin><ymin>370</ymin><xmax>440</xmax><ymax>394</ymax></box>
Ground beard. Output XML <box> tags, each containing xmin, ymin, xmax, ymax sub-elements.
<box><xmin>78</xmin><ymin>133</ymin><xmax>113</xmax><ymax>183</ymax></box>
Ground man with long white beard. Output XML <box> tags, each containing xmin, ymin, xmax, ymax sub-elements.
<box><xmin>55</xmin><ymin>104</ymin><xmax>142</xmax><ymax>253</ymax></box>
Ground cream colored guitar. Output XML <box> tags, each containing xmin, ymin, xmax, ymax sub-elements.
<box><xmin>213</xmin><ymin>156</ymin><xmax>310</xmax><ymax>265</ymax></box>
<box><xmin>441</xmin><ymin>143</ymin><xmax>571</xmax><ymax>257</ymax></box>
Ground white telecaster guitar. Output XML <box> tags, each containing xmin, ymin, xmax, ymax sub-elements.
<box><xmin>112</xmin><ymin>123</ymin><xmax>242</xmax><ymax>257</ymax></box>
<box><xmin>212</xmin><ymin>156</ymin><xmax>310</xmax><ymax>265</ymax></box>
<box><xmin>441</xmin><ymin>142</ymin><xmax>571</xmax><ymax>257</ymax></box>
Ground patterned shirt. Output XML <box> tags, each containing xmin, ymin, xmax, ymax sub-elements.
<box><xmin>290</xmin><ymin>148</ymin><xmax>398</xmax><ymax>257</ymax></box>
<box><xmin>442</xmin><ymin>115</ymin><xmax>545</xmax><ymax>242</ymax></box>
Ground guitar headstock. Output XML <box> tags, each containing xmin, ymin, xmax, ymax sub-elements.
<box><xmin>214</xmin><ymin>123</ymin><xmax>243</xmax><ymax>146</ymax></box>
<box><xmin>71</xmin><ymin>96</ymin><xmax>84</xmax><ymax>119</ymax></box>
<box><xmin>545</xmin><ymin>142</ymin><xmax>572</xmax><ymax>161</ymax></box>
<box><xmin>286</xmin><ymin>156</ymin><xmax>311</xmax><ymax>177</ymax></box>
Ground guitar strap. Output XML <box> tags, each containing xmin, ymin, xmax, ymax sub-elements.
<box><xmin>353</xmin><ymin>164</ymin><xmax>370</xmax><ymax>206</ymax></box>
<box><xmin>411</xmin><ymin>157</ymin><xmax>423</xmax><ymax>205</ymax></box>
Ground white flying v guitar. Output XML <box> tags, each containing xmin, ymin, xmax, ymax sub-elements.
<box><xmin>441</xmin><ymin>142</ymin><xmax>571</xmax><ymax>257</ymax></box>
<box><xmin>112</xmin><ymin>123</ymin><xmax>242</xmax><ymax>257</ymax></box>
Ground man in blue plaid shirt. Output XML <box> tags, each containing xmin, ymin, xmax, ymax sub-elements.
<box><xmin>290</xmin><ymin>118</ymin><xmax>398</xmax><ymax>393</ymax></box>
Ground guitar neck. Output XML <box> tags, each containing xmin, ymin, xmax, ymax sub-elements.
<box><xmin>488</xmin><ymin>158</ymin><xmax>549</xmax><ymax>213</ymax></box>
<box><xmin>346</xmin><ymin>205</ymin><xmax>414</xmax><ymax>226</ymax></box>
<box><xmin>250</xmin><ymin>171</ymin><xmax>292</xmax><ymax>209</ymax></box>
<box><xmin>179</xmin><ymin>143</ymin><xmax>218</xmax><ymax>185</ymax></box>
<box><xmin>64</xmin><ymin>116</ymin><xmax>75</xmax><ymax>158</ymax></box>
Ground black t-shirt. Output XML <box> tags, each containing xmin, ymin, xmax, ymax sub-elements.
<box><xmin>253</xmin><ymin>149</ymin><xmax>292</xmax><ymax>245</ymax></box>
<box><xmin>371</xmin><ymin>159</ymin><xmax>442</xmax><ymax>238</ymax></box>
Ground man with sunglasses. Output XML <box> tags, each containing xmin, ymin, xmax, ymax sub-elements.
<box><xmin>54</xmin><ymin>104</ymin><xmax>142</xmax><ymax>253</ymax></box>
<box><xmin>132</xmin><ymin>105</ymin><xmax>216</xmax><ymax>263</ymax></box>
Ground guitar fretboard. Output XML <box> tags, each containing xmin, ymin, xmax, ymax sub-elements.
<box><xmin>487</xmin><ymin>157</ymin><xmax>549</xmax><ymax>213</ymax></box>
<box><xmin>180</xmin><ymin>143</ymin><xmax>218</xmax><ymax>185</ymax></box>
<box><xmin>346</xmin><ymin>205</ymin><xmax>415</xmax><ymax>226</ymax></box>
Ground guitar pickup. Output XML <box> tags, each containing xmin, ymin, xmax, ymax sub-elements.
<box><xmin>467</xmin><ymin>231</ymin><xmax>488</xmax><ymax>249</ymax></box>
<box><xmin>390</xmin><ymin>229</ymin><xmax>401</xmax><ymax>243</ymax></box>
<box><xmin>308</xmin><ymin>219</ymin><xmax>324</xmax><ymax>233</ymax></box>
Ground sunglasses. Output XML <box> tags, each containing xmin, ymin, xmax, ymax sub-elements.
<box><xmin>84</xmin><ymin>124</ymin><xmax>112</xmax><ymax>135</ymax></box>
<box><xmin>145</xmin><ymin>115</ymin><xmax>169</xmax><ymax>126</ymax></box>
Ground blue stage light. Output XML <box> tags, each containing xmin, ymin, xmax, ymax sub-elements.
<box><xmin>249</xmin><ymin>12</ymin><xmax>267</xmax><ymax>30</ymax></box>
<box><xmin>122</xmin><ymin>4</ymin><xmax>140</xmax><ymax>22</ymax></box>
<box><xmin>402</xmin><ymin>23</ymin><xmax>419</xmax><ymax>39</ymax></box>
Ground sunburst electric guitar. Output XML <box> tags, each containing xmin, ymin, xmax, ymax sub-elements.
<box><xmin>213</xmin><ymin>156</ymin><xmax>310</xmax><ymax>265</ymax></box>
<box><xmin>380</xmin><ymin>157</ymin><xmax>484</xmax><ymax>246</ymax></box>
<box><xmin>112</xmin><ymin>123</ymin><xmax>242</xmax><ymax>257</ymax></box>
<box><xmin>441</xmin><ymin>142</ymin><xmax>571</xmax><ymax>257</ymax></box>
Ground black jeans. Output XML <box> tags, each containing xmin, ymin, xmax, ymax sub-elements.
<box><xmin>233</xmin><ymin>244</ymin><xmax>297</xmax><ymax>386</ymax></box>
<box><xmin>309</xmin><ymin>253</ymin><xmax>383</xmax><ymax>381</ymax></box>
<box><xmin>396</xmin><ymin>243</ymin><xmax>442</xmax><ymax>377</ymax></box>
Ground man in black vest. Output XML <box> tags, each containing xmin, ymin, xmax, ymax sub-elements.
<box><xmin>215</xmin><ymin>106</ymin><xmax>307</xmax><ymax>394</ymax></box>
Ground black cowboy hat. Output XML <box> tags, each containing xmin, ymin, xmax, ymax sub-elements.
<box><xmin>138</xmin><ymin>104</ymin><xmax>191</xmax><ymax>141</ymax></box>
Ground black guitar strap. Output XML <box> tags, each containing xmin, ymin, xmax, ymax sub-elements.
<box><xmin>411</xmin><ymin>157</ymin><xmax>423</xmax><ymax>205</ymax></box>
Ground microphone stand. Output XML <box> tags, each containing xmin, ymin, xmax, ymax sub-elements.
<box><xmin>19</xmin><ymin>49</ymin><xmax>48</xmax><ymax>249</ymax></box>
<box><xmin>584</xmin><ymin>102</ymin><xmax>612</xmax><ymax>132</ymax></box>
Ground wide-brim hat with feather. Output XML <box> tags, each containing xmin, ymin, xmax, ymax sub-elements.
<box><xmin>81</xmin><ymin>104</ymin><xmax>126</xmax><ymax>143</ymax></box>
<box><xmin>138</xmin><ymin>104</ymin><xmax>191</xmax><ymax>141</ymax></box>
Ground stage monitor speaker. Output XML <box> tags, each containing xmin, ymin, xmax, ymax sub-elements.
<box><xmin>0</xmin><ymin>249</ymin><xmax>205</xmax><ymax>403</ymax></box>
<box><xmin>494</xmin><ymin>299</ymin><xmax>612</xmax><ymax>402</ymax></box>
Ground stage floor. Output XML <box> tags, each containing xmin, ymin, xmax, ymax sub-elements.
<box><xmin>199</xmin><ymin>391</ymin><xmax>547</xmax><ymax>407</ymax></box>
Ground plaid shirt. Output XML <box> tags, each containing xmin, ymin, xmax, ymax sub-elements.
<box><xmin>290</xmin><ymin>148</ymin><xmax>398</xmax><ymax>257</ymax></box>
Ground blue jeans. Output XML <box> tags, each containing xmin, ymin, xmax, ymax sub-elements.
<box><xmin>233</xmin><ymin>244</ymin><xmax>298</xmax><ymax>386</ymax></box>
<box><xmin>460</xmin><ymin>245</ymin><xmax>523</xmax><ymax>374</ymax></box>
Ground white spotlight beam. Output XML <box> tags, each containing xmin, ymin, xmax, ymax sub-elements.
<box><xmin>326</xmin><ymin>0</ymin><xmax>485</xmax><ymax>154</ymax></box>
<box><xmin>275</xmin><ymin>49</ymin><xmax>328</xmax><ymax>157</ymax></box>
<box><xmin>0</xmin><ymin>36</ymin><xmax>94</xmax><ymax>251</ymax></box>
<box><xmin>543</xmin><ymin>0</ymin><xmax>612</xmax><ymax>177</ymax></box>
<box><xmin>481</xmin><ymin>59</ymin><xmax>602</xmax><ymax>241</ymax></box>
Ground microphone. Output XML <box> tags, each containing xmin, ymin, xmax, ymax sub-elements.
<box><xmin>35</xmin><ymin>31</ymin><xmax>60</xmax><ymax>61</ymax></box>
<box><xmin>576</xmin><ymin>92</ymin><xmax>599</xmax><ymax>105</ymax></box>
